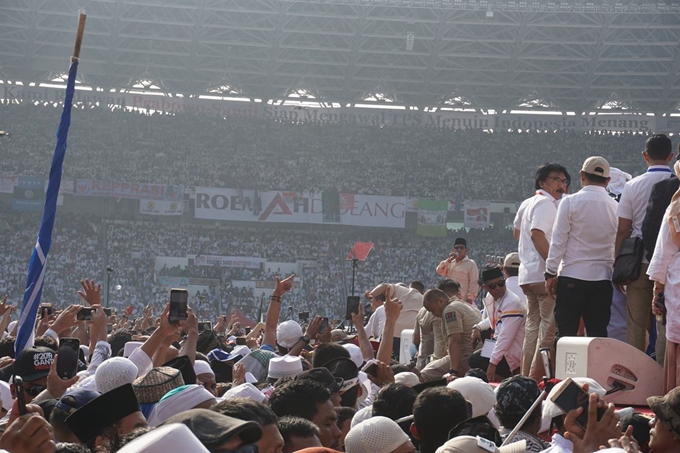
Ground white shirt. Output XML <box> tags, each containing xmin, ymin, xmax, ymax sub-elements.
<box><xmin>364</xmin><ymin>305</ymin><xmax>385</xmax><ymax>340</ymax></box>
<box><xmin>505</xmin><ymin>275</ymin><xmax>527</xmax><ymax>306</ymax></box>
<box><xmin>546</xmin><ymin>186</ymin><xmax>618</xmax><ymax>281</ymax></box>
<box><xmin>388</xmin><ymin>283</ymin><xmax>423</xmax><ymax>339</ymax></box>
<box><xmin>617</xmin><ymin>165</ymin><xmax>673</xmax><ymax>262</ymax></box>
<box><xmin>516</xmin><ymin>190</ymin><xmax>558</xmax><ymax>285</ymax></box>
<box><xmin>476</xmin><ymin>288</ymin><xmax>526</xmax><ymax>371</ymax></box>
<box><xmin>540</xmin><ymin>433</ymin><xmax>573</xmax><ymax>453</ymax></box>
<box><xmin>647</xmin><ymin>205</ymin><xmax>680</xmax><ymax>344</ymax></box>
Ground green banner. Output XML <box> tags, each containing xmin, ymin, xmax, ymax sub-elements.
<box><xmin>416</xmin><ymin>199</ymin><xmax>448</xmax><ymax>237</ymax></box>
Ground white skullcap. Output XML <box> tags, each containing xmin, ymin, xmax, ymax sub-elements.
<box><xmin>435</xmin><ymin>435</ymin><xmax>526</xmax><ymax>453</ymax></box>
<box><xmin>542</xmin><ymin>377</ymin><xmax>607</xmax><ymax>419</ymax></box>
<box><xmin>147</xmin><ymin>384</ymin><xmax>216</xmax><ymax>427</ymax></box>
<box><xmin>343</xmin><ymin>344</ymin><xmax>363</xmax><ymax>368</ymax></box>
<box><xmin>268</xmin><ymin>355</ymin><xmax>303</xmax><ymax>380</ymax></box>
<box><xmin>123</xmin><ymin>341</ymin><xmax>144</xmax><ymax>358</ymax></box>
<box><xmin>95</xmin><ymin>357</ymin><xmax>139</xmax><ymax>394</ymax></box>
<box><xmin>0</xmin><ymin>380</ymin><xmax>13</xmax><ymax>411</ymax></box>
<box><xmin>193</xmin><ymin>360</ymin><xmax>214</xmax><ymax>377</ymax></box>
<box><xmin>276</xmin><ymin>320</ymin><xmax>303</xmax><ymax>349</ymax></box>
<box><xmin>223</xmin><ymin>383</ymin><xmax>266</xmax><ymax>404</ymax></box>
<box><xmin>345</xmin><ymin>416</ymin><xmax>410</xmax><ymax>453</ymax></box>
<box><xmin>447</xmin><ymin>376</ymin><xmax>496</xmax><ymax>418</ymax></box>
<box><xmin>351</xmin><ymin>405</ymin><xmax>373</xmax><ymax>428</ymax></box>
<box><xmin>394</xmin><ymin>372</ymin><xmax>420</xmax><ymax>388</ymax></box>
<box><xmin>117</xmin><ymin>423</ymin><xmax>209</xmax><ymax>453</ymax></box>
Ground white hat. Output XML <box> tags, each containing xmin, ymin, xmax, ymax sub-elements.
<box><xmin>542</xmin><ymin>377</ymin><xmax>607</xmax><ymax>419</ymax></box>
<box><xmin>95</xmin><ymin>357</ymin><xmax>139</xmax><ymax>394</ymax></box>
<box><xmin>223</xmin><ymin>383</ymin><xmax>266</xmax><ymax>404</ymax></box>
<box><xmin>147</xmin><ymin>384</ymin><xmax>217</xmax><ymax>426</ymax></box>
<box><xmin>581</xmin><ymin>156</ymin><xmax>610</xmax><ymax>178</ymax></box>
<box><xmin>7</xmin><ymin>321</ymin><xmax>16</xmax><ymax>334</ymax></box>
<box><xmin>123</xmin><ymin>341</ymin><xmax>144</xmax><ymax>358</ymax></box>
<box><xmin>118</xmin><ymin>423</ymin><xmax>209</xmax><ymax>453</ymax></box>
<box><xmin>394</xmin><ymin>372</ymin><xmax>420</xmax><ymax>388</ymax></box>
<box><xmin>0</xmin><ymin>381</ymin><xmax>13</xmax><ymax>411</ymax></box>
<box><xmin>447</xmin><ymin>377</ymin><xmax>496</xmax><ymax>418</ymax></box>
<box><xmin>435</xmin><ymin>435</ymin><xmax>526</xmax><ymax>453</ymax></box>
<box><xmin>267</xmin><ymin>355</ymin><xmax>303</xmax><ymax>380</ymax></box>
<box><xmin>351</xmin><ymin>405</ymin><xmax>373</xmax><ymax>428</ymax></box>
<box><xmin>276</xmin><ymin>320</ymin><xmax>303</xmax><ymax>349</ymax></box>
<box><xmin>343</xmin><ymin>344</ymin><xmax>363</xmax><ymax>368</ymax></box>
<box><xmin>503</xmin><ymin>253</ymin><xmax>520</xmax><ymax>269</ymax></box>
<box><xmin>345</xmin><ymin>416</ymin><xmax>410</xmax><ymax>453</ymax></box>
<box><xmin>193</xmin><ymin>360</ymin><xmax>214</xmax><ymax>378</ymax></box>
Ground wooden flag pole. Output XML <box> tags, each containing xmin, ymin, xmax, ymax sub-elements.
<box><xmin>73</xmin><ymin>11</ymin><xmax>87</xmax><ymax>59</ymax></box>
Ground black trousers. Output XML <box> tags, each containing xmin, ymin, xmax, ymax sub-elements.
<box><xmin>467</xmin><ymin>351</ymin><xmax>514</xmax><ymax>378</ymax></box>
<box><xmin>554</xmin><ymin>276</ymin><xmax>612</xmax><ymax>342</ymax></box>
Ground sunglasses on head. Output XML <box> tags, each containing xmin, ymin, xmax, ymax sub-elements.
<box><xmin>485</xmin><ymin>280</ymin><xmax>506</xmax><ymax>290</ymax></box>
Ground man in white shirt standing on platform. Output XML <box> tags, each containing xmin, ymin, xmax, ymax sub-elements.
<box><xmin>615</xmin><ymin>134</ymin><xmax>674</xmax><ymax>364</ymax></box>
<box><xmin>545</xmin><ymin>157</ymin><xmax>618</xmax><ymax>342</ymax></box>
<box><xmin>436</xmin><ymin>238</ymin><xmax>479</xmax><ymax>304</ymax></box>
<box><xmin>514</xmin><ymin>163</ymin><xmax>569</xmax><ymax>381</ymax></box>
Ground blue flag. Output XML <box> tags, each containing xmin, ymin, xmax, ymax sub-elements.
<box><xmin>15</xmin><ymin>60</ymin><xmax>78</xmax><ymax>355</ymax></box>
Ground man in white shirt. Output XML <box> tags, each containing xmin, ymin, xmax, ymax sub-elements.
<box><xmin>615</xmin><ymin>134</ymin><xmax>674</xmax><ymax>362</ymax></box>
<box><xmin>545</xmin><ymin>157</ymin><xmax>618</xmax><ymax>341</ymax></box>
<box><xmin>367</xmin><ymin>282</ymin><xmax>422</xmax><ymax>357</ymax></box>
<box><xmin>514</xmin><ymin>163</ymin><xmax>569</xmax><ymax>381</ymax></box>
<box><xmin>436</xmin><ymin>238</ymin><xmax>479</xmax><ymax>304</ymax></box>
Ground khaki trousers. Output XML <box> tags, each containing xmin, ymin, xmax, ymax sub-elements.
<box><xmin>520</xmin><ymin>282</ymin><xmax>556</xmax><ymax>381</ymax></box>
<box><xmin>663</xmin><ymin>339</ymin><xmax>679</xmax><ymax>393</ymax></box>
<box><xmin>625</xmin><ymin>264</ymin><xmax>666</xmax><ymax>365</ymax></box>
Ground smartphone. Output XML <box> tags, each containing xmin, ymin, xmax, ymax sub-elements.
<box><xmin>40</xmin><ymin>303</ymin><xmax>53</xmax><ymax>319</ymax></box>
<box><xmin>236</xmin><ymin>337</ymin><xmax>247</xmax><ymax>346</ymax></box>
<box><xmin>106</xmin><ymin>324</ymin><xmax>113</xmax><ymax>334</ymax></box>
<box><xmin>551</xmin><ymin>377</ymin><xmax>604</xmax><ymax>429</ymax></box>
<box><xmin>13</xmin><ymin>376</ymin><xmax>26</xmax><ymax>415</ymax></box>
<box><xmin>345</xmin><ymin>296</ymin><xmax>360</xmax><ymax>321</ymax></box>
<box><xmin>77</xmin><ymin>307</ymin><xmax>112</xmax><ymax>321</ymax></box>
<box><xmin>361</xmin><ymin>360</ymin><xmax>378</xmax><ymax>378</ymax></box>
<box><xmin>57</xmin><ymin>338</ymin><xmax>80</xmax><ymax>380</ymax></box>
<box><xmin>169</xmin><ymin>288</ymin><xmax>188</xmax><ymax>324</ymax></box>
<box><xmin>298</xmin><ymin>311</ymin><xmax>309</xmax><ymax>322</ymax></box>
<box><xmin>198</xmin><ymin>321</ymin><xmax>212</xmax><ymax>333</ymax></box>
<box><xmin>244</xmin><ymin>326</ymin><xmax>251</xmax><ymax>335</ymax></box>
<box><xmin>319</xmin><ymin>317</ymin><xmax>329</xmax><ymax>335</ymax></box>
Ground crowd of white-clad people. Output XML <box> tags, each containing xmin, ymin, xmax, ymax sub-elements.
<box><xmin>0</xmin><ymin>103</ymin><xmax>653</xmax><ymax>200</ymax></box>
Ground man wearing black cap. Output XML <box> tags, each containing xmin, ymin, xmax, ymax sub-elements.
<box><xmin>469</xmin><ymin>265</ymin><xmax>525</xmax><ymax>382</ymax></box>
<box><xmin>65</xmin><ymin>383</ymin><xmax>147</xmax><ymax>450</ymax></box>
<box><xmin>11</xmin><ymin>346</ymin><xmax>54</xmax><ymax>405</ymax></box>
<box><xmin>437</xmin><ymin>238</ymin><xmax>479</xmax><ymax>304</ymax></box>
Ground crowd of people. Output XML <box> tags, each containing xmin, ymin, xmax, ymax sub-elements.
<box><xmin>0</xmin><ymin>103</ymin><xmax>653</xmax><ymax>200</ymax></box>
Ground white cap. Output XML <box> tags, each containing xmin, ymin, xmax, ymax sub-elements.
<box><xmin>95</xmin><ymin>357</ymin><xmax>139</xmax><ymax>394</ymax></box>
<box><xmin>7</xmin><ymin>321</ymin><xmax>16</xmax><ymax>334</ymax></box>
<box><xmin>581</xmin><ymin>156</ymin><xmax>610</xmax><ymax>178</ymax></box>
<box><xmin>394</xmin><ymin>372</ymin><xmax>420</xmax><ymax>388</ymax></box>
<box><xmin>276</xmin><ymin>320</ymin><xmax>303</xmax><ymax>349</ymax></box>
<box><xmin>542</xmin><ymin>377</ymin><xmax>607</xmax><ymax>419</ymax></box>
<box><xmin>345</xmin><ymin>416</ymin><xmax>410</xmax><ymax>453</ymax></box>
<box><xmin>267</xmin><ymin>355</ymin><xmax>303</xmax><ymax>380</ymax></box>
<box><xmin>123</xmin><ymin>341</ymin><xmax>144</xmax><ymax>358</ymax></box>
<box><xmin>147</xmin><ymin>384</ymin><xmax>217</xmax><ymax>426</ymax></box>
<box><xmin>193</xmin><ymin>360</ymin><xmax>214</xmax><ymax>377</ymax></box>
<box><xmin>436</xmin><ymin>435</ymin><xmax>526</xmax><ymax>453</ymax></box>
<box><xmin>343</xmin><ymin>344</ymin><xmax>363</xmax><ymax>368</ymax></box>
<box><xmin>223</xmin><ymin>383</ymin><xmax>266</xmax><ymax>404</ymax></box>
<box><xmin>351</xmin><ymin>405</ymin><xmax>373</xmax><ymax>428</ymax></box>
<box><xmin>0</xmin><ymin>381</ymin><xmax>13</xmax><ymax>411</ymax></box>
<box><xmin>447</xmin><ymin>376</ymin><xmax>496</xmax><ymax>418</ymax></box>
<box><xmin>118</xmin><ymin>423</ymin><xmax>209</xmax><ymax>453</ymax></box>
<box><xmin>503</xmin><ymin>252</ymin><xmax>520</xmax><ymax>269</ymax></box>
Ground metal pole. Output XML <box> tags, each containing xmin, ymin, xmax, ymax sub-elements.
<box><xmin>106</xmin><ymin>267</ymin><xmax>113</xmax><ymax>308</ymax></box>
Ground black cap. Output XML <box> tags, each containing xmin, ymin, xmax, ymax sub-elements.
<box><xmin>162</xmin><ymin>408</ymin><xmax>262</xmax><ymax>448</ymax></box>
<box><xmin>454</xmin><ymin>238</ymin><xmax>467</xmax><ymax>247</ymax></box>
<box><xmin>14</xmin><ymin>347</ymin><xmax>54</xmax><ymax>382</ymax></box>
<box><xmin>295</xmin><ymin>368</ymin><xmax>343</xmax><ymax>394</ymax></box>
<box><xmin>482</xmin><ymin>266</ymin><xmax>504</xmax><ymax>282</ymax></box>
<box><xmin>65</xmin><ymin>383</ymin><xmax>141</xmax><ymax>443</ymax></box>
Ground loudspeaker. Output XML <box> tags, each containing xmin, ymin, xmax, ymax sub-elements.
<box><xmin>555</xmin><ymin>337</ymin><xmax>663</xmax><ymax>406</ymax></box>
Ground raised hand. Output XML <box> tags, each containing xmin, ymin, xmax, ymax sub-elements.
<box><xmin>384</xmin><ymin>286</ymin><xmax>403</xmax><ymax>322</ymax></box>
<box><xmin>77</xmin><ymin>279</ymin><xmax>102</xmax><ymax>306</ymax></box>
<box><xmin>0</xmin><ymin>295</ymin><xmax>14</xmax><ymax>316</ymax></box>
<box><xmin>273</xmin><ymin>273</ymin><xmax>295</xmax><ymax>297</ymax></box>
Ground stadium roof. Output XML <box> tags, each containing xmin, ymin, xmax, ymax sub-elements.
<box><xmin>1</xmin><ymin>0</ymin><xmax>680</xmax><ymax>113</ymax></box>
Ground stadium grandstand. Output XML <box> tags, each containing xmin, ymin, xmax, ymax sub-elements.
<box><xmin>0</xmin><ymin>0</ymin><xmax>679</xmax><ymax>321</ymax></box>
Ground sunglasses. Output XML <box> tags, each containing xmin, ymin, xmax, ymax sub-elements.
<box><xmin>485</xmin><ymin>280</ymin><xmax>506</xmax><ymax>290</ymax></box>
<box><xmin>23</xmin><ymin>385</ymin><xmax>44</xmax><ymax>396</ymax></box>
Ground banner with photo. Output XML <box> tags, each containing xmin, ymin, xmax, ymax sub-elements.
<box><xmin>416</xmin><ymin>199</ymin><xmax>449</xmax><ymax>237</ymax></box>
<box><xmin>139</xmin><ymin>199</ymin><xmax>183</xmax><ymax>216</ymax></box>
<box><xmin>464</xmin><ymin>201</ymin><xmax>491</xmax><ymax>229</ymax></box>
<box><xmin>194</xmin><ymin>188</ymin><xmax>406</xmax><ymax>228</ymax></box>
